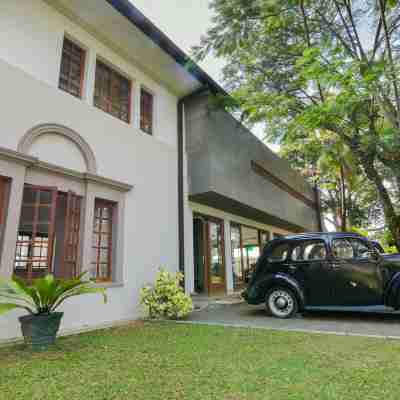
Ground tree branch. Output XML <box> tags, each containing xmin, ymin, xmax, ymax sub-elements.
<box><xmin>378</xmin><ymin>0</ymin><xmax>400</xmax><ymax>124</ymax></box>
<box><xmin>342</xmin><ymin>0</ymin><xmax>368</xmax><ymax>60</ymax></box>
<box><xmin>299</xmin><ymin>0</ymin><xmax>325</xmax><ymax>101</ymax></box>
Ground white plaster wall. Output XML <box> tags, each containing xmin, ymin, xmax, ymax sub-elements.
<box><xmin>28</xmin><ymin>133</ymin><xmax>87</xmax><ymax>172</ymax></box>
<box><xmin>0</xmin><ymin>57</ymin><xmax>179</xmax><ymax>340</ymax></box>
<box><xmin>0</xmin><ymin>0</ymin><xmax>178</xmax><ymax>148</ymax></box>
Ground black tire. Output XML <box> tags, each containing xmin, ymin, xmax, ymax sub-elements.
<box><xmin>265</xmin><ymin>286</ymin><xmax>298</xmax><ymax>319</ymax></box>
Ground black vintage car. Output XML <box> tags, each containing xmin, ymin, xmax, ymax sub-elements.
<box><xmin>242</xmin><ymin>232</ymin><xmax>400</xmax><ymax>318</ymax></box>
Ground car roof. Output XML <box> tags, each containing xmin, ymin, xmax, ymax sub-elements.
<box><xmin>275</xmin><ymin>232</ymin><xmax>365</xmax><ymax>241</ymax></box>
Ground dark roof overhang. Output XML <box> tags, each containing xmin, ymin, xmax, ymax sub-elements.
<box><xmin>105</xmin><ymin>0</ymin><xmax>226</xmax><ymax>98</ymax></box>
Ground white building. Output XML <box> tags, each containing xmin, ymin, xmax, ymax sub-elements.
<box><xmin>0</xmin><ymin>0</ymin><xmax>320</xmax><ymax>342</ymax></box>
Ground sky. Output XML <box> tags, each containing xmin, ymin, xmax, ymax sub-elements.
<box><xmin>129</xmin><ymin>0</ymin><xmax>224</xmax><ymax>84</ymax></box>
<box><xmin>129</xmin><ymin>0</ymin><xmax>275</xmax><ymax>149</ymax></box>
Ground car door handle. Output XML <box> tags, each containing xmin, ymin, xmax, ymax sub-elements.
<box><xmin>287</xmin><ymin>264</ymin><xmax>297</xmax><ymax>271</ymax></box>
<box><xmin>331</xmin><ymin>262</ymin><xmax>341</xmax><ymax>269</ymax></box>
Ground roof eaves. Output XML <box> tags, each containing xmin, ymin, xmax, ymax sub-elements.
<box><xmin>105</xmin><ymin>0</ymin><xmax>227</xmax><ymax>98</ymax></box>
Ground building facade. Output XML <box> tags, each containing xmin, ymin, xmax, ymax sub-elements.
<box><xmin>182</xmin><ymin>93</ymin><xmax>320</xmax><ymax>296</ymax></box>
<box><xmin>0</xmin><ymin>0</ymin><xmax>320</xmax><ymax>342</ymax></box>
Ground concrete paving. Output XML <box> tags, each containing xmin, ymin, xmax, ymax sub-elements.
<box><xmin>186</xmin><ymin>302</ymin><xmax>400</xmax><ymax>339</ymax></box>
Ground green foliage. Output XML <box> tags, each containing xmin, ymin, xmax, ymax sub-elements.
<box><xmin>0</xmin><ymin>273</ymin><xmax>107</xmax><ymax>316</ymax></box>
<box><xmin>195</xmin><ymin>0</ymin><xmax>400</xmax><ymax>246</ymax></box>
<box><xmin>140</xmin><ymin>269</ymin><xmax>193</xmax><ymax>320</ymax></box>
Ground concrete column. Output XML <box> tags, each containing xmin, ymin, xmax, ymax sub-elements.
<box><xmin>184</xmin><ymin>205</ymin><xmax>194</xmax><ymax>295</ymax></box>
<box><xmin>132</xmin><ymin>82</ymin><xmax>141</xmax><ymax>131</ymax></box>
<box><xmin>84</xmin><ymin>49</ymin><xmax>97</xmax><ymax>106</ymax></box>
<box><xmin>0</xmin><ymin>159</ymin><xmax>28</xmax><ymax>278</ymax></box>
<box><xmin>81</xmin><ymin>181</ymin><xmax>95</xmax><ymax>278</ymax></box>
<box><xmin>224</xmin><ymin>219</ymin><xmax>234</xmax><ymax>294</ymax></box>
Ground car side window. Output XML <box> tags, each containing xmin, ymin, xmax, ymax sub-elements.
<box><xmin>332</xmin><ymin>238</ymin><xmax>354</xmax><ymax>260</ymax></box>
<box><xmin>291</xmin><ymin>240</ymin><xmax>327</xmax><ymax>262</ymax></box>
<box><xmin>268</xmin><ymin>243</ymin><xmax>290</xmax><ymax>263</ymax></box>
<box><xmin>349</xmin><ymin>238</ymin><xmax>371</xmax><ymax>259</ymax></box>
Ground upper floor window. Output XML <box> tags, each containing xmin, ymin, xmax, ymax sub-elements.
<box><xmin>94</xmin><ymin>61</ymin><xmax>131</xmax><ymax>123</ymax></box>
<box><xmin>140</xmin><ymin>88</ymin><xmax>154</xmax><ymax>135</ymax></box>
<box><xmin>59</xmin><ymin>37</ymin><xmax>86</xmax><ymax>98</ymax></box>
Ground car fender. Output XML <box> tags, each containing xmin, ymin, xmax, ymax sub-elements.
<box><xmin>384</xmin><ymin>272</ymin><xmax>400</xmax><ymax>308</ymax></box>
<box><xmin>257</xmin><ymin>273</ymin><xmax>306</xmax><ymax>309</ymax></box>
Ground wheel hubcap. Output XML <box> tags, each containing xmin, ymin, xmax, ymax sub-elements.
<box><xmin>276</xmin><ymin>296</ymin><xmax>288</xmax><ymax>309</ymax></box>
<box><xmin>268</xmin><ymin>290</ymin><xmax>294</xmax><ymax>317</ymax></box>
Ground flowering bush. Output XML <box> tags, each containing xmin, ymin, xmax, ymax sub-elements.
<box><xmin>140</xmin><ymin>269</ymin><xmax>193</xmax><ymax>320</ymax></box>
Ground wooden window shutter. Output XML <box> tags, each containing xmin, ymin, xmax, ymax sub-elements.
<box><xmin>60</xmin><ymin>191</ymin><xmax>82</xmax><ymax>279</ymax></box>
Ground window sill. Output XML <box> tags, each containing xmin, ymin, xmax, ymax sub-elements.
<box><xmin>93</xmin><ymin>281</ymin><xmax>124</xmax><ymax>289</ymax></box>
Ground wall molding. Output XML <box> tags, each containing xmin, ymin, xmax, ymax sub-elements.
<box><xmin>18</xmin><ymin>123</ymin><xmax>98</xmax><ymax>174</ymax></box>
<box><xmin>0</xmin><ymin>147</ymin><xmax>132</xmax><ymax>193</ymax></box>
<box><xmin>251</xmin><ymin>161</ymin><xmax>317</xmax><ymax>210</ymax></box>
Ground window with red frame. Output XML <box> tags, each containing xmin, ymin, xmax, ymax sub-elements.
<box><xmin>94</xmin><ymin>61</ymin><xmax>131</xmax><ymax>123</ymax></box>
<box><xmin>14</xmin><ymin>186</ymin><xmax>82</xmax><ymax>281</ymax></box>
<box><xmin>14</xmin><ymin>186</ymin><xmax>58</xmax><ymax>280</ymax></box>
<box><xmin>91</xmin><ymin>200</ymin><xmax>115</xmax><ymax>281</ymax></box>
<box><xmin>59</xmin><ymin>37</ymin><xmax>86</xmax><ymax>98</ymax></box>
<box><xmin>140</xmin><ymin>88</ymin><xmax>154</xmax><ymax>135</ymax></box>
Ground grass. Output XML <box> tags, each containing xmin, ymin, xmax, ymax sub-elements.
<box><xmin>1</xmin><ymin>322</ymin><xmax>400</xmax><ymax>400</ymax></box>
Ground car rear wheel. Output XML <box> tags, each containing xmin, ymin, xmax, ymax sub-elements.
<box><xmin>266</xmin><ymin>287</ymin><xmax>298</xmax><ymax>319</ymax></box>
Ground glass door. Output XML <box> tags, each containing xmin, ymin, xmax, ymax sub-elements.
<box><xmin>207</xmin><ymin>218</ymin><xmax>226</xmax><ymax>293</ymax></box>
<box><xmin>231</xmin><ymin>223</ymin><xmax>244</xmax><ymax>289</ymax></box>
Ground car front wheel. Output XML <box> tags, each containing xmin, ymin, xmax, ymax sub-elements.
<box><xmin>266</xmin><ymin>287</ymin><xmax>298</xmax><ymax>319</ymax></box>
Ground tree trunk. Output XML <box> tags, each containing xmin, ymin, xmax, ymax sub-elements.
<box><xmin>361</xmin><ymin>155</ymin><xmax>400</xmax><ymax>251</ymax></box>
<box><xmin>339</xmin><ymin>165</ymin><xmax>347</xmax><ymax>232</ymax></box>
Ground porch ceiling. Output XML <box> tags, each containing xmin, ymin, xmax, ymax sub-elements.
<box><xmin>189</xmin><ymin>192</ymin><xmax>307</xmax><ymax>233</ymax></box>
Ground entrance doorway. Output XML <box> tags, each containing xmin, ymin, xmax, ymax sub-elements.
<box><xmin>193</xmin><ymin>214</ymin><xmax>226</xmax><ymax>295</ymax></box>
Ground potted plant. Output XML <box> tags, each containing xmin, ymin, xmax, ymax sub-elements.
<box><xmin>0</xmin><ymin>273</ymin><xmax>107</xmax><ymax>351</ymax></box>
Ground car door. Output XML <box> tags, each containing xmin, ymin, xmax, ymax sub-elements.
<box><xmin>330</xmin><ymin>237</ymin><xmax>383</xmax><ymax>306</ymax></box>
<box><xmin>288</xmin><ymin>239</ymin><xmax>334</xmax><ymax>306</ymax></box>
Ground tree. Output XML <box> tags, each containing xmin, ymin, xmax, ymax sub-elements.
<box><xmin>195</xmin><ymin>0</ymin><xmax>400</xmax><ymax>250</ymax></box>
<box><xmin>279</xmin><ymin>131</ymin><xmax>377</xmax><ymax>232</ymax></box>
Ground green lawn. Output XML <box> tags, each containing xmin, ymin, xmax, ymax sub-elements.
<box><xmin>1</xmin><ymin>322</ymin><xmax>400</xmax><ymax>400</ymax></box>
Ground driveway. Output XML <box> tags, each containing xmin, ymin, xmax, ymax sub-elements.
<box><xmin>186</xmin><ymin>302</ymin><xmax>400</xmax><ymax>338</ymax></box>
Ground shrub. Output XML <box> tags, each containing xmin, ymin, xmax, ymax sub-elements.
<box><xmin>140</xmin><ymin>269</ymin><xmax>193</xmax><ymax>319</ymax></box>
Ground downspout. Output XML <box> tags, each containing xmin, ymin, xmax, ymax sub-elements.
<box><xmin>177</xmin><ymin>88</ymin><xmax>210</xmax><ymax>286</ymax></box>
<box><xmin>177</xmin><ymin>99</ymin><xmax>185</xmax><ymax>276</ymax></box>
